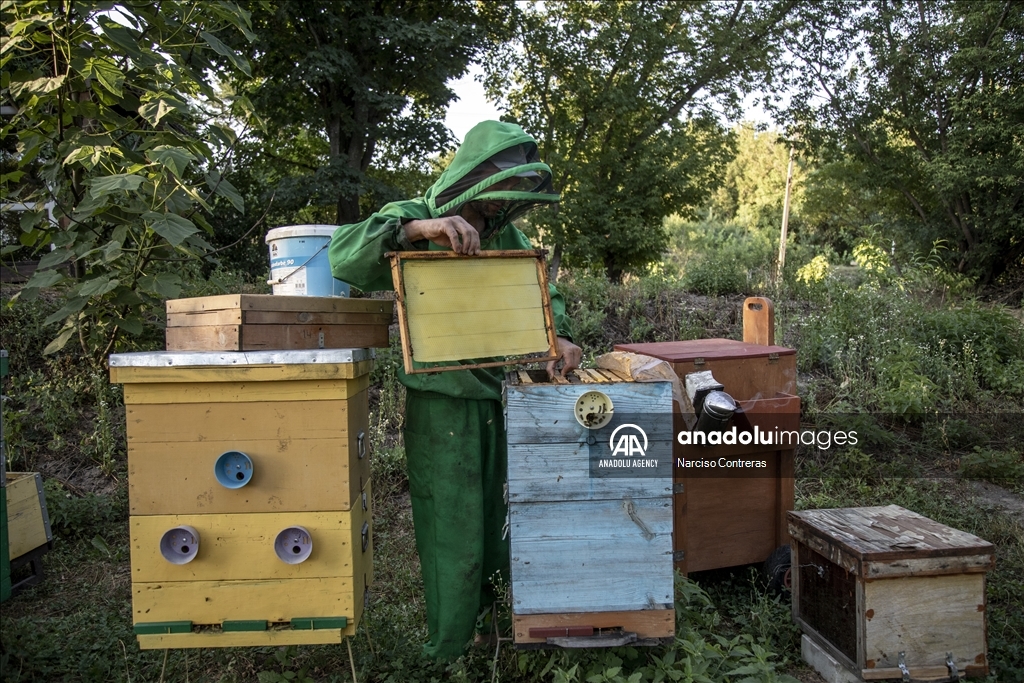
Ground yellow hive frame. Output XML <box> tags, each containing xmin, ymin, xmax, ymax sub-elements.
<box><xmin>387</xmin><ymin>250</ymin><xmax>559</xmax><ymax>374</ymax></box>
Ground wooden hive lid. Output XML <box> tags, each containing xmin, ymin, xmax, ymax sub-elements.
<box><xmin>614</xmin><ymin>339</ymin><xmax>795</xmax><ymax>362</ymax></box>
<box><xmin>167</xmin><ymin>294</ymin><xmax>392</xmax><ymax>315</ymax></box>
<box><xmin>789</xmin><ymin>505</ymin><xmax>994</xmax><ymax>566</ymax></box>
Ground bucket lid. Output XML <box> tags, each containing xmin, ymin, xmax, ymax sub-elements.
<box><xmin>265</xmin><ymin>224</ymin><xmax>339</xmax><ymax>242</ymax></box>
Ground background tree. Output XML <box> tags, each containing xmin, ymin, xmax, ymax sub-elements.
<box><xmin>2</xmin><ymin>1</ymin><xmax>255</xmax><ymax>358</ymax></box>
<box><xmin>484</xmin><ymin>0</ymin><xmax>798</xmax><ymax>281</ymax></box>
<box><xmin>781</xmin><ymin>0</ymin><xmax>1024</xmax><ymax>283</ymax></box>
<box><xmin>224</xmin><ymin>0</ymin><xmax>511</xmax><ymax>227</ymax></box>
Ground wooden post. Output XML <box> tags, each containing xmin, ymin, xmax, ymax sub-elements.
<box><xmin>742</xmin><ymin>297</ymin><xmax>775</xmax><ymax>346</ymax></box>
<box><xmin>776</xmin><ymin>147</ymin><xmax>795</xmax><ymax>285</ymax></box>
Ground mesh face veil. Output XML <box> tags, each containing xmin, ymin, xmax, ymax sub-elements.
<box><xmin>432</xmin><ymin>141</ymin><xmax>559</xmax><ymax>239</ymax></box>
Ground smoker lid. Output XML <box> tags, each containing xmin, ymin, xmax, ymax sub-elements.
<box><xmin>614</xmin><ymin>339</ymin><xmax>795</xmax><ymax>363</ymax></box>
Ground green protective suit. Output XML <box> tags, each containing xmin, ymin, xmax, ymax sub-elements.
<box><xmin>328</xmin><ymin>121</ymin><xmax>572</xmax><ymax>659</ymax></box>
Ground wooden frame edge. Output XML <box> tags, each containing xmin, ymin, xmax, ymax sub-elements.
<box><xmin>385</xmin><ymin>250</ymin><xmax>560</xmax><ymax>375</ymax></box>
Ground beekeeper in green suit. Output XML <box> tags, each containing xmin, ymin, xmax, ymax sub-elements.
<box><xmin>329</xmin><ymin>120</ymin><xmax>581</xmax><ymax>659</ymax></box>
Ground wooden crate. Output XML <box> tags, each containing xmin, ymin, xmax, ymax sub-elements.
<box><xmin>614</xmin><ymin>339</ymin><xmax>799</xmax><ymax>574</ymax></box>
<box><xmin>387</xmin><ymin>250</ymin><xmax>559</xmax><ymax>374</ymax></box>
<box><xmin>165</xmin><ymin>294</ymin><xmax>392</xmax><ymax>351</ymax></box>
<box><xmin>5</xmin><ymin>472</ymin><xmax>52</xmax><ymax>561</ymax></box>
<box><xmin>110</xmin><ymin>349</ymin><xmax>374</xmax><ymax>648</ymax></box>
<box><xmin>789</xmin><ymin>506</ymin><xmax>994</xmax><ymax>680</ymax></box>
<box><xmin>505</xmin><ymin>369</ymin><xmax>675</xmax><ymax>647</ymax></box>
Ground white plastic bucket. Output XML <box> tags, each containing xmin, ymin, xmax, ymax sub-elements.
<box><xmin>265</xmin><ymin>225</ymin><xmax>350</xmax><ymax>297</ymax></box>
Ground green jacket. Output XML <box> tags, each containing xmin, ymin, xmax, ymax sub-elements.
<box><xmin>328</xmin><ymin>121</ymin><xmax>572</xmax><ymax>402</ymax></box>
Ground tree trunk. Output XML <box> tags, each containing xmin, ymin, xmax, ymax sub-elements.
<box><xmin>327</xmin><ymin>113</ymin><xmax>363</xmax><ymax>226</ymax></box>
<box><xmin>549</xmin><ymin>243</ymin><xmax>563</xmax><ymax>283</ymax></box>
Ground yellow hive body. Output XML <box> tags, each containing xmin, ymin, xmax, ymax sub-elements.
<box><xmin>5</xmin><ymin>472</ymin><xmax>52</xmax><ymax>560</ymax></box>
<box><xmin>110</xmin><ymin>349</ymin><xmax>374</xmax><ymax>648</ymax></box>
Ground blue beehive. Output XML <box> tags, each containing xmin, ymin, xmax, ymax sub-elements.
<box><xmin>504</xmin><ymin>369</ymin><xmax>675</xmax><ymax>647</ymax></box>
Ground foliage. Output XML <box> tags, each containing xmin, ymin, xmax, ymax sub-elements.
<box><xmin>796</xmin><ymin>277</ymin><xmax>1024</xmax><ymax>415</ymax></box>
<box><xmin>223</xmin><ymin>0</ymin><xmax>508</xmax><ymax>226</ymax></box>
<box><xmin>781</xmin><ymin>0</ymin><xmax>1024</xmax><ymax>283</ymax></box>
<box><xmin>485</xmin><ymin>1</ymin><xmax>797</xmax><ymax>281</ymax></box>
<box><xmin>2</xmin><ymin>0</ymin><xmax>255</xmax><ymax>359</ymax></box>
<box><xmin>959</xmin><ymin>447</ymin><xmax>1024</xmax><ymax>485</ymax></box>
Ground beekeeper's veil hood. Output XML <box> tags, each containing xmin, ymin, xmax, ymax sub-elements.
<box><xmin>424</xmin><ymin>120</ymin><xmax>560</xmax><ymax>239</ymax></box>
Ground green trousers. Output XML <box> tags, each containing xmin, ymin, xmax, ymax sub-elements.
<box><xmin>403</xmin><ymin>391</ymin><xmax>510</xmax><ymax>660</ymax></box>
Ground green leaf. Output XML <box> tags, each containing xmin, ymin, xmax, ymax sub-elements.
<box><xmin>8</xmin><ymin>74</ymin><xmax>65</xmax><ymax>98</ymax></box>
<box><xmin>91</xmin><ymin>534</ymin><xmax>112</xmax><ymax>556</ymax></box>
<box><xmin>146</xmin><ymin>145</ymin><xmax>196</xmax><ymax>178</ymax></box>
<box><xmin>43</xmin><ymin>325</ymin><xmax>76</xmax><ymax>356</ymax></box>
<box><xmin>213</xmin><ymin>177</ymin><xmax>244</xmax><ymax>212</ymax></box>
<box><xmin>138</xmin><ymin>97</ymin><xmax>186</xmax><ymax>126</ymax></box>
<box><xmin>90</xmin><ymin>174</ymin><xmax>145</xmax><ymax>197</ymax></box>
<box><xmin>37</xmin><ymin>247</ymin><xmax>73</xmax><ymax>270</ymax></box>
<box><xmin>139</xmin><ymin>272</ymin><xmax>182</xmax><ymax>298</ymax></box>
<box><xmin>98</xmin><ymin>17</ymin><xmax>143</xmax><ymax>60</ymax></box>
<box><xmin>43</xmin><ymin>296</ymin><xmax>89</xmax><ymax>325</ymax></box>
<box><xmin>77</xmin><ymin>276</ymin><xmax>120</xmax><ymax>297</ymax></box>
<box><xmin>25</xmin><ymin>268</ymin><xmax>64</xmax><ymax>289</ymax></box>
<box><xmin>200</xmin><ymin>30</ymin><xmax>251</xmax><ymax>77</ymax></box>
<box><xmin>115</xmin><ymin>316</ymin><xmax>144</xmax><ymax>335</ymax></box>
<box><xmin>89</xmin><ymin>57</ymin><xmax>124</xmax><ymax>96</ymax></box>
<box><xmin>144</xmin><ymin>211</ymin><xmax>199</xmax><ymax>246</ymax></box>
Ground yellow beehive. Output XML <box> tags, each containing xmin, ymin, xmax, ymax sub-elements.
<box><xmin>110</xmin><ymin>349</ymin><xmax>374</xmax><ymax>648</ymax></box>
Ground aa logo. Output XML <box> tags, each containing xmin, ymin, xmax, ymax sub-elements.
<box><xmin>609</xmin><ymin>424</ymin><xmax>648</xmax><ymax>458</ymax></box>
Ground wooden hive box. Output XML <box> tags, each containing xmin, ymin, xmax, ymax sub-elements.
<box><xmin>166</xmin><ymin>294</ymin><xmax>392</xmax><ymax>351</ymax></box>
<box><xmin>110</xmin><ymin>349</ymin><xmax>374</xmax><ymax>648</ymax></box>
<box><xmin>505</xmin><ymin>369</ymin><xmax>675</xmax><ymax>647</ymax></box>
<box><xmin>789</xmin><ymin>505</ymin><xmax>994</xmax><ymax>680</ymax></box>
<box><xmin>614</xmin><ymin>339</ymin><xmax>799</xmax><ymax>574</ymax></box>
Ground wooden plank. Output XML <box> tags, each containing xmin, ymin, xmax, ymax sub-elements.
<box><xmin>513</xmin><ymin>609</ymin><xmax>674</xmax><ymax>645</ymax></box>
<box><xmin>510</xmin><ymin>498</ymin><xmax>673</xmax><ymax>614</ymax></box>
<box><xmin>112</xmin><ymin>360</ymin><xmax>373</xmax><ymax>384</ymax></box>
<box><xmin>506</xmin><ymin>382</ymin><xmax>673</xmax><ymax>445</ymax></box>
<box><xmin>862</xmin><ymin>554</ymin><xmax>995</xmax><ymax>579</ymax></box>
<box><xmin>742</xmin><ymin>297</ymin><xmax>775</xmax><ymax>346</ymax></box>
<box><xmin>123</xmin><ymin>374</ymin><xmax>369</xmax><ymax>404</ymax></box>
<box><xmin>137</xmin><ymin>628</ymin><xmax>351</xmax><ymax>649</ymax></box>
<box><xmin>130</xmin><ymin>509</ymin><xmax>371</xmax><ymax>582</ymax></box>
<box><xmin>167</xmin><ymin>294</ymin><xmax>391</xmax><ymax>315</ymax></box>
<box><xmin>614</xmin><ymin>339</ymin><xmax>796</xmax><ymax>363</ymax></box>
<box><xmin>517</xmin><ymin>370</ymin><xmax>533</xmax><ymax>385</ymax></box>
<box><xmin>240</xmin><ymin>324</ymin><xmax>388</xmax><ymax>351</ymax></box>
<box><xmin>390</xmin><ymin>254</ymin><xmax>416</xmax><ymax>376</ymax></box>
<box><xmin>133</xmin><ymin>574</ymin><xmax>364</xmax><ymax>631</ymax></box>
<box><xmin>167</xmin><ymin>310</ymin><xmax>243</xmax><ymax>327</ymax></box>
<box><xmin>789</xmin><ymin>506</ymin><xmax>995</xmax><ymax>563</ymax></box>
<box><xmin>681</xmin><ymin>475</ymin><xmax>779</xmax><ymax>572</ymax></box>
<box><xmin>128</xmin><ymin>437</ymin><xmax>369</xmax><ymax>515</ymax></box>
<box><xmin>575</xmin><ymin>369</ymin><xmax>598</xmax><ymax>384</ymax></box>
<box><xmin>862</xmin><ymin>573</ymin><xmax>987</xmax><ymax>671</ymax></box>
<box><xmin>6</xmin><ymin>473</ymin><xmax>49</xmax><ymax>559</ymax></box>
<box><xmin>243</xmin><ymin>310</ymin><xmax>391</xmax><ymax>325</ymax></box>
<box><xmin>168</xmin><ymin>309</ymin><xmax>392</xmax><ymax>327</ymax></box>
<box><xmin>507</xmin><ymin>442</ymin><xmax>673</xmax><ymax>502</ymax></box>
<box><xmin>166</xmin><ymin>325</ymin><xmax>240</xmax><ymax>351</ymax></box>
<box><xmin>125</xmin><ymin>395</ymin><xmax>362</xmax><ymax>444</ymax></box>
<box><xmin>550</xmin><ymin>374</ymin><xmax>570</xmax><ymax>385</ymax></box>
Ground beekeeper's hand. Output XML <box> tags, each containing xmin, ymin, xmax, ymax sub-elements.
<box><xmin>403</xmin><ymin>217</ymin><xmax>481</xmax><ymax>255</ymax></box>
<box><xmin>547</xmin><ymin>337</ymin><xmax>583</xmax><ymax>379</ymax></box>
